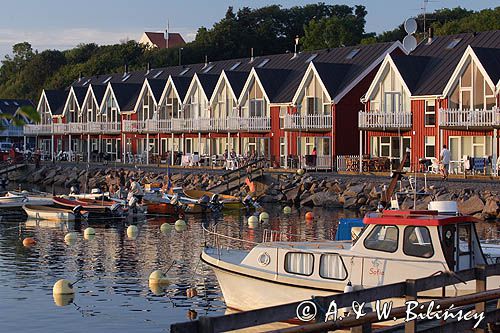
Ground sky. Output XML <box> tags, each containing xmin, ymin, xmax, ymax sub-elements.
<box><xmin>0</xmin><ymin>0</ymin><xmax>498</xmax><ymax>59</ymax></box>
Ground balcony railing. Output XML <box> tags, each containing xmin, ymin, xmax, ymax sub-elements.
<box><xmin>0</xmin><ymin>125</ymin><xmax>24</xmax><ymax>137</ymax></box>
<box><xmin>282</xmin><ymin>114</ymin><xmax>332</xmax><ymax>131</ymax></box>
<box><xmin>25</xmin><ymin>122</ymin><xmax>121</xmax><ymax>135</ymax></box>
<box><xmin>299</xmin><ymin>155</ymin><xmax>332</xmax><ymax>170</ymax></box>
<box><xmin>438</xmin><ymin>108</ymin><xmax>499</xmax><ymax>129</ymax></box>
<box><xmin>358</xmin><ymin>111</ymin><xmax>412</xmax><ymax>130</ymax></box>
<box><xmin>123</xmin><ymin>117</ymin><xmax>271</xmax><ymax>133</ymax></box>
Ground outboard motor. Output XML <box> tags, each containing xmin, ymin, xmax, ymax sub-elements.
<box><xmin>70</xmin><ymin>186</ymin><xmax>79</xmax><ymax>195</ymax></box>
<box><xmin>243</xmin><ymin>194</ymin><xmax>261</xmax><ymax>209</ymax></box>
<box><xmin>209</xmin><ymin>194</ymin><xmax>223</xmax><ymax>212</ymax></box>
<box><xmin>198</xmin><ymin>195</ymin><xmax>210</xmax><ymax>205</ymax></box>
<box><xmin>110</xmin><ymin>203</ymin><xmax>123</xmax><ymax>217</ymax></box>
<box><xmin>72</xmin><ymin>205</ymin><xmax>83</xmax><ymax>219</ymax></box>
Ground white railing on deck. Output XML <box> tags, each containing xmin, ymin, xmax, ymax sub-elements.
<box><xmin>336</xmin><ymin>155</ymin><xmax>360</xmax><ymax>172</ymax></box>
<box><xmin>24</xmin><ymin>124</ymin><xmax>52</xmax><ymax>135</ymax></box>
<box><xmin>438</xmin><ymin>108</ymin><xmax>497</xmax><ymax>128</ymax></box>
<box><xmin>358</xmin><ymin>111</ymin><xmax>412</xmax><ymax>129</ymax></box>
<box><xmin>299</xmin><ymin>155</ymin><xmax>332</xmax><ymax>170</ymax></box>
<box><xmin>282</xmin><ymin>114</ymin><xmax>332</xmax><ymax>130</ymax></box>
<box><xmin>87</xmin><ymin>122</ymin><xmax>121</xmax><ymax>133</ymax></box>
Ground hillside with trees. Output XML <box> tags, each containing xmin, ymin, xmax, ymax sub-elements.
<box><xmin>0</xmin><ymin>4</ymin><xmax>498</xmax><ymax>102</ymax></box>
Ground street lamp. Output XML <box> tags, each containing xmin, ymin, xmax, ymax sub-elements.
<box><xmin>179</xmin><ymin>48</ymin><xmax>184</xmax><ymax>66</ymax></box>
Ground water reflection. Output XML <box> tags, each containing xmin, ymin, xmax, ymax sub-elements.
<box><xmin>0</xmin><ymin>205</ymin><xmax>497</xmax><ymax>332</ymax></box>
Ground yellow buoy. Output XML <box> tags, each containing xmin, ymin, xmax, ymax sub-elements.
<box><xmin>127</xmin><ymin>225</ymin><xmax>139</xmax><ymax>238</ymax></box>
<box><xmin>149</xmin><ymin>281</ymin><xmax>167</xmax><ymax>296</ymax></box>
<box><xmin>160</xmin><ymin>223</ymin><xmax>172</xmax><ymax>234</ymax></box>
<box><xmin>175</xmin><ymin>219</ymin><xmax>186</xmax><ymax>226</ymax></box>
<box><xmin>248</xmin><ymin>221</ymin><xmax>258</xmax><ymax>229</ymax></box>
<box><xmin>297</xmin><ymin>168</ymin><xmax>305</xmax><ymax>176</ymax></box>
<box><xmin>64</xmin><ymin>232</ymin><xmax>77</xmax><ymax>245</ymax></box>
<box><xmin>248</xmin><ymin>216</ymin><xmax>258</xmax><ymax>224</ymax></box>
<box><xmin>283</xmin><ymin>206</ymin><xmax>292</xmax><ymax>214</ymax></box>
<box><xmin>53</xmin><ymin>279</ymin><xmax>75</xmax><ymax>295</ymax></box>
<box><xmin>83</xmin><ymin>233</ymin><xmax>95</xmax><ymax>241</ymax></box>
<box><xmin>53</xmin><ymin>293</ymin><xmax>74</xmax><ymax>306</ymax></box>
<box><xmin>259</xmin><ymin>212</ymin><xmax>269</xmax><ymax>222</ymax></box>
<box><xmin>23</xmin><ymin>237</ymin><xmax>36</xmax><ymax>247</ymax></box>
<box><xmin>149</xmin><ymin>270</ymin><xmax>170</xmax><ymax>286</ymax></box>
<box><xmin>84</xmin><ymin>227</ymin><xmax>95</xmax><ymax>236</ymax></box>
<box><xmin>175</xmin><ymin>224</ymin><xmax>187</xmax><ymax>232</ymax></box>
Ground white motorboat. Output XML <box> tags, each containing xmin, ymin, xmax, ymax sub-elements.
<box><xmin>0</xmin><ymin>193</ymin><xmax>53</xmax><ymax>209</ymax></box>
<box><xmin>0</xmin><ymin>194</ymin><xmax>26</xmax><ymax>203</ymax></box>
<box><xmin>22</xmin><ymin>205</ymin><xmax>86</xmax><ymax>221</ymax></box>
<box><xmin>202</xmin><ymin>209</ymin><xmax>500</xmax><ymax>312</ymax></box>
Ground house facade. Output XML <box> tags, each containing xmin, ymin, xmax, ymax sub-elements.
<box><xmin>24</xmin><ymin>40</ymin><xmax>419</xmax><ymax>169</ymax></box>
<box><xmin>360</xmin><ymin>31</ymin><xmax>500</xmax><ymax>173</ymax></box>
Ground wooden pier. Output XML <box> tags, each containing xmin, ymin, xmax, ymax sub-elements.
<box><xmin>171</xmin><ymin>263</ymin><xmax>500</xmax><ymax>333</ymax></box>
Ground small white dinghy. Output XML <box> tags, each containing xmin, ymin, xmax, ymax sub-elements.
<box><xmin>23</xmin><ymin>205</ymin><xmax>86</xmax><ymax>221</ymax></box>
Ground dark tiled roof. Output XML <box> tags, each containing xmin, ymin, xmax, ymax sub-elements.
<box><xmin>472</xmin><ymin>47</ymin><xmax>500</xmax><ymax>85</ymax></box>
<box><xmin>313</xmin><ymin>62</ymin><xmax>352</xmax><ymax>99</ymax></box>
<box><xmin>45</xmin><ymin>90</ymin><xmax>68</xmax><ymax>115</ymax></box>
<box><xmin>0</xmin><ymin>99</ymin><xmax>34</xmax><ymax>115</ymax></box>
<box><xmin>224</xmin><ymin>71</ymin><xmax>249</xmax><ymax>97</ymax></box>
<box><xmin>196</xmin><ymin>74</ymin><xmax>219</xmax><ymax>100</ymax></box>
<box><xmin>392</xmin><ymin>56</ymin><xmax>432</xmax><ymax>94</ymax></box>
<box><xmin>70</xmin><ymin>41</ymin><xmax>398</xmax><ymax>104</ymax></box>
<box><xmin>72</xmin><ymin>86</ymin><xmax>87</xmax><ymax>107</ymax></box>
<box><xmin>170</xmin><ymin>76</ymin><xmax>192</xmax><ymax>100</ymax></box>
<box><xmin>144</xmin><ymin>32</ymin><xmax>186</xmax><ymax>49</ymax></box>
<box><xmin>109</xmin><ymin>83</ymin><xmax>142</xmax><ymax>112</ymax></box>
<box><xmin>408</xmin><ymin>30</ymin><xmax>500</xmax><ymax>95</ymax></box>
<box><xmin>254</xmin><ymin>68</ymin><xmax>294</xmax><ymax>102</ymax></box>
<box><xmin>91</xmin><ymin>84</ymin><xmax>106</xmax><ymax>105</ymax></box>
<box><xmin>147</xmin><ymin>79</ymin><xmax>167</xmax><ymax>102</ymax></box>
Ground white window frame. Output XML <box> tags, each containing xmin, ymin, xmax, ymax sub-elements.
<box><xmin>424</xmin><ymin>136</ymin><xmax>435</xmax><ymax>159</ymax></box>
<box><xmin>424</xmin><ymin>100</ymin><xmax>436</xmax><ymax>127</ymax></box>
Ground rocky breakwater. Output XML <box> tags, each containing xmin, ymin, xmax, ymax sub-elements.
<box><xmin>257</xmin><ymin>174</ymin><xmax>500</xmax><ymax>221</ymax></box>
<box><xmin>18</xmin><ymin>165</ymin><xmax>225</xmax><ymax>193</ymax></box>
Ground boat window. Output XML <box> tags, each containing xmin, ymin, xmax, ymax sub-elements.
<box><xmin>403</xmin><ymin>226</ymin><xmax>434</xmax><ymax>258</ymax></box>
<box><xmin>363</xmin><ymin>225</ymin><xmax>399</xmax><ymax>253</ymax></box>
<box><xmin>319</xmin><ymin>254</ymin><xmax>347</xmax><ymax>280</ymax></box>
<box><xmin>458</xmin><ymin>224</ymin><xmax>471</xmax><ymax>255</ymax></box>
<box><xmin>284</xmin><ymin>252</ymin><xmax>314</xmax><ymax>276</ymax></box>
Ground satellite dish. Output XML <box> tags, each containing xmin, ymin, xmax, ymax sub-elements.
<box><xmin>404</xmin><ymin>18</ymin><xmax>418</xmax><ymax>35</ymax></box>
<box><xmin>403</xmin><ymin>35</ymin><xmax>417</xmax><ymax>52</ymax></box>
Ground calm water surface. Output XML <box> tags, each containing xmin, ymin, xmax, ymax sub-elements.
<box><xmin>0</xmin><ymin>204</ymin><xmax>363</xmax><ymax>332</ymax></box>
<box><xmin>0</xmin><ymin>205</ymin><xmax>498</xmax><ymax>332</ymax></box>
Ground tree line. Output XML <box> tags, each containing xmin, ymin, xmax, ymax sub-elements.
<box><xmin>0</xmin><ymin>4</ymin><xmax>498</xmax><ymax>102</ymax></box>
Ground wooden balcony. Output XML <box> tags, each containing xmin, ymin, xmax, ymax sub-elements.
<box><xmin>358</xmin><ymin>111</ymin><xmax>412</xmax><ymax>131</ymax></box>
<box><xmin>282</xmin><ymin>114</ymin><xmax>332</xmax><ymax>131</ymax></box>
<box><xmin>24</xmin><ymin>124</ymin><xmax>53</xmax><ymax>135</ymax></box>
<box><xmin>439</xmin><ymin>108</ymin><xmax>499</xmax><ymax>129</ymax></box>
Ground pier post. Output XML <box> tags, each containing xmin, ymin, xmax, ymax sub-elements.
<box><xmin>146</xmin><ymin>133</ymin><xmax>149</xmax><ymax>164</ymax></box>
<box><xmin>404</xmin><ymin>279</ymin><xmax>417</xmax><ymax>333</ymax></box>
<box><xmin>87</xmin><ymin>134</ymin><xmax>90</xmax><ymax>162</ymax></box>
<box><xmin>475</xmin><ymin>265</ymin><xmax>487</xmax><ymax>333</ymax></box>
<box><xmin>51</xmin><ymin>134</ymin><xmax>54</xmax><ymax>162</ymax></box>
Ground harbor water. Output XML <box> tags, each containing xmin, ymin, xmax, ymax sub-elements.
<box><xmin>0</xmin><ymin>205</ymin><xmax>497</xmax><ymax>332</ymax></box>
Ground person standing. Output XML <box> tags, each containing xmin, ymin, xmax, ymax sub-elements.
<box><xmin>311</xmin><ymin>147</ymin><xmax>317</xmax><ymax>167</ymax></box>
<box><xmin>440</xmin><ymin>145</ymin><xmax>451</xmax><ymax>180</ymax></box>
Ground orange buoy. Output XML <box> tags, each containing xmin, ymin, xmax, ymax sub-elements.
<box><xmin>305</xmin><ymin>212</ymin><xmax>314</xmax><ymax>220</ymax></box>
<box><xmin>23</xmin><ymin>237</ymin><xmax>36</xmax><ymax>247</ymax></box>
<box><xmin>186</xmin><ymin>287</ymin><xmax>198</xmax><ymax>298</ymax></box>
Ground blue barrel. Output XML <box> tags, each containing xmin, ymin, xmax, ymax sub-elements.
<box><xmin>335</xmin><ymin>218</ymin><xmax>364</xmax><ymax>241</ymax></box>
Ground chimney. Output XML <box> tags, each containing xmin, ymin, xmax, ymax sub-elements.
<box><xmin>147</xmin><ymin>62</ymin><xmax>151</xmax><ymax>73</ymax></box>
<box><xmin>250</xmin><ymin>48</ymin><xmax>254</xmax><ymax>63</ymax></box>
<box><xmin>78</xmin><ymin>72</ymin><xmax>82</xmax><ymax>81</ymax></box>
<box><xmin>204</xmin><ymin>55</ymin><xmax>208</xmax><ymax>66</ymax></box>
<box><xmin>124</xmin><ymin>63</ymin><xmax>129</xmax><ymax>75</ymax></box>
<box><xmin>427</xmin><ymin>27</ymin><xmax>434</xmax><ymax>44</ymax></box>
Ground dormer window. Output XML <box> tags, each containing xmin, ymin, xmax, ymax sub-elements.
<box><xmin>345</xmin><ymin>49</ymin><xmax>360</xmax><ymax>59</ymax></box>
<box><xmin>102</xmin><ymin>76</ymin><xmax>112</xmax><ymax>84</ymax></box>
<box><xmin>153</xmin><ymin>70</ymin><xmax>163</xmax><ymax>79</ymax></box>
<box><xmin>229</xmin><ymin>62</ymin><xmax>241</xmax><ymax>70</ymax></box>
<box><xmin>179</xmin><ymin>68</ymin><xmax>190</xmax><ymax>76</ymax></box>
<box><xmin>122</xmin><ymin>73</ymin><xmax>131</xmax><ymax>82</ymax></box>
<box><xmin>446</xmin><ymin>38</ymin><xmax>462</xmax><ymax>49</ymax></box>
<box><xmin>305</xmin><ymin>54</ymin><xmax>318</xmax><ymax>63</ymax></box>
<box><xmin>202</xmin><ymin>65</ymin><xmax>214</xmax><ymax>73</ymax></box>
<box><xmin>257</xmin><ymin>59</ymin><xmax>270</xmax><ymax>68</ymax></box>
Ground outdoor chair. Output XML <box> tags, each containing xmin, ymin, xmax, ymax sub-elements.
<box><xmin>428</xmin><ymin>157</ymin><xmax>440</xmax><ymax>174</ymax></box>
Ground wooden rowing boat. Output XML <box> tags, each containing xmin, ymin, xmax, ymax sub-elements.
<box><xmin>53</xmin><ymin>197</ymin><xmax>123</xmax><ymax>218</ymax></box>
<box><xmin>143</xmin><ymin>198</ymin><xmax>184</xmax><ymax>215</ymax></box>
<box><xmin>22</xmin><ymin>205</ymin><xmax>83</xmax><ymax>221</ymax></box>
<box><xmin>183</xmin><ymin>189</ymin><xmax>245</xmax><ymax>210</ymax></box>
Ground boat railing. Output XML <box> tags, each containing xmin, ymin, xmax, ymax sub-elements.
<box><xmin>262</xmin><ymin>229</ymin><xmax>328</xmax><ymax>243</ymax></box>
<box><xmin>203</xmin><ymin>223</ymin><xmax>259</xmax><ymax>258</ymax></box>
